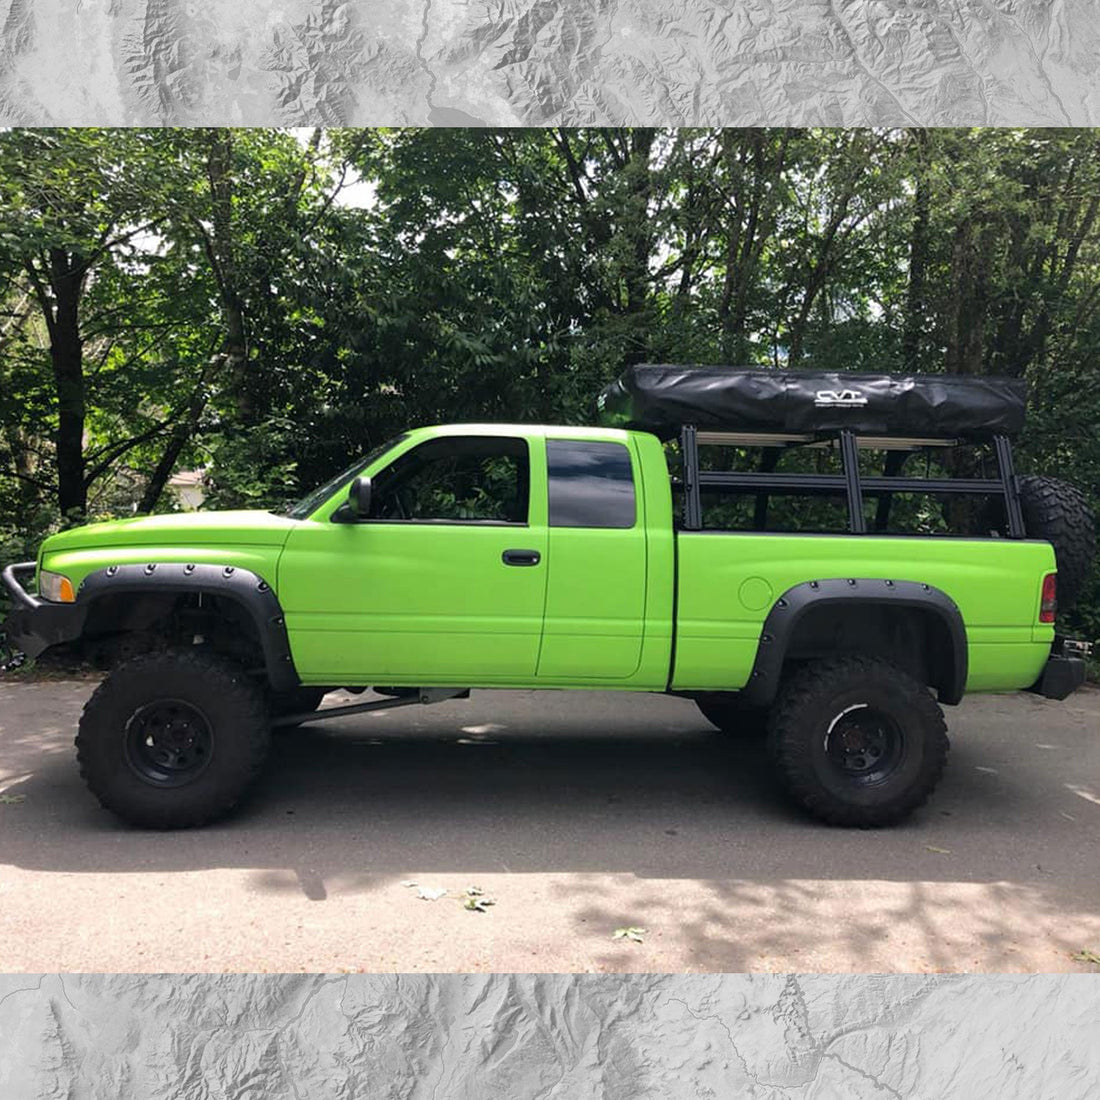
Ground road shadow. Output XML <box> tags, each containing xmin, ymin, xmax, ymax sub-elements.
<box><xmin>2</xmin><ymin>687</ymin><xmax>1097</xmax><ymax>893</ymax></box>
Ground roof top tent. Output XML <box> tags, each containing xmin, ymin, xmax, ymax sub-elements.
<box><xmin>596</xmin><ymin>365</ymin><xmax>1030</xmax><ymax>537</ymax></box>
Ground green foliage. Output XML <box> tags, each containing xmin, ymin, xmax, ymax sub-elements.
<box><xmin>1</xmin><ymin>126</ymin><xmax>1099</xmax><ymax>637</ymax></box>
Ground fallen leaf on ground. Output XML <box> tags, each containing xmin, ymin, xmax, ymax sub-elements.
<box><xmin>416</xmin><ymin>886</ymin><xmax>447</xmax><ymax>901</ymax></box>
<box><xmin>1071</xmin><ymin>949</ymin><xmax>1100</xmax><ymax>965</ymax></box>
<box><xmin>0</xmin><ymin>794</ymin><xmax>25</xmax><ymax>804</ymax></box>
<box><xmin>464</xmin><ymin>896</ymin><xmax>495</xmax><ymax>913</ymax></box>
<box><xmin>925</xmin><ymin>845</ymin><xmax>952</xmax><ymax>854</ymax></box>
<box><xmin>613</xmin><ymin>927</ymin><xmax>647</xmax><ymax>943</ymax></box>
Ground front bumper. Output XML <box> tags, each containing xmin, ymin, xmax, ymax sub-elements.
<box><xmin>1028</xmin><ymin>635</ymin><xmax>1091</xmax><ymax>701</ymax></box>
<box><xmin>1</xmin><ymin>561</ymin><xmax>86</xmax><ymax>659</ymax></box>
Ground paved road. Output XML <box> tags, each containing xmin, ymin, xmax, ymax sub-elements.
<box><xmin>1</xmin><ymin>681</ymin><xmax>1098</xmax><ymax>973</ymax></box>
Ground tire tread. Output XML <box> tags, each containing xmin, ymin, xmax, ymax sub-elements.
<box><xmin>767</xmin><ymin>655</ymin><xmax>949</xmax><ymax>827</ymax></box>
<box><xmin>1017</xmin><ymin>475</ymin><xmax>1095</xmax><ymax>611</ymax></box>
<box><xmin>76</xmin><ymin>649</ymin><xmax>270</xmax><ymax>829</ymax></box>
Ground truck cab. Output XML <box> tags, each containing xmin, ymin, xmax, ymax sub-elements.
<box><xmin>276</xmin><ymin>424</ymin><xmax>674</xmax><ymax>689</ymax></box>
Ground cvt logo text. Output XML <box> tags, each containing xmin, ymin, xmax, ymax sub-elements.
<box><xmin>814</xmin><ymin>389</ymin><xmax>869</xmax><ymax>408</ymax></box>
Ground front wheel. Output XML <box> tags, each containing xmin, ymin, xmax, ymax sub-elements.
<box><xmin>767</xmin><ymin>656</ymin><xmax>949</xmax><ymax>827</ymax></box>
<box><xmin>76</xmin><ymin>650</ymin><xmax>271</xmax><ymax>829</ymax></box>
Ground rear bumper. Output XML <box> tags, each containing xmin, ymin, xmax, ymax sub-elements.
<box><xmin>1</xmin><ymin>561</ymin><xmax>86</xmax><ymax>659</ymax></box>
<box><xmin>1028</xmin><ymin>636</ymin><xmax>1091</xmax><ymax>701</ymax></box>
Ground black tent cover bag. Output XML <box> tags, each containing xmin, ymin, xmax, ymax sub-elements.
<box><xmin>596</xmin><ymin>365</ymin><xmax>1028</xmax><ymax>441</ymax></box>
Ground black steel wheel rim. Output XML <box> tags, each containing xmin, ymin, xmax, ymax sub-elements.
<box><xmin>823</xmin><ymin>703</ymin><xmax>904</xmax><ymax>786</ymax></box>
<box><xmin>124</xmin><ymin>699</ymin><xmax>214</xmax><ymax>787</ymax></box>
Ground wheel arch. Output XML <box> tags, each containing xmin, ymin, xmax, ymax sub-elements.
<box><xmin>74</xmin><ymin>562</ymin><xmax>299</xmax><ymax>691</ymax></box>
<box><xmin>740</xmin><ymin>578</ymin><xmax>968</xmax><ymax>708</ymax></box>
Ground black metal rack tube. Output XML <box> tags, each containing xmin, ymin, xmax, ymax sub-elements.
<box><xmin>994</xmin><ymin>433</ymin><xmax>1026</xmax><ymax>539</ymax></box>
<box><xmin>839</xmin><ymin>429</ymin><xmax>866</xmax><ymax>534</ymax></box>
<box><xmin>697</xmin><ymin>472</ymin><xmax>1013</xmax><ymax>495</ymax></box>
<box><xmin>680</xmin><ymin>425</ymin><xmax>1026</xmax><ymax>539</ymax></box>
<box><xmin>681</xmin><ymin>425</ymin><xmax>702</xmax><ymax>530</ymax></box>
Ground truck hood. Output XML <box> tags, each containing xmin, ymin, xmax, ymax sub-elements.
<box><xmin>41</xmin><ymin>510</ymin><xmax>301</xmax><ymax>553</ymax></box>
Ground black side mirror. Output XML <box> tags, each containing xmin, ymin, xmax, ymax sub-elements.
<box><xmin>347</xmin><ymin>475</ymin><xmax>372</xmax><ymax>519</ymax></box>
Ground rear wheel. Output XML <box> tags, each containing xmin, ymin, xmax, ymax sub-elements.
<box><xmin>767</xmin><ymin>656</ymin><xmax>948</xmax><ymax>827</ymax></box>
<box><xmin>695</xmin><ymin>693</ymin><xmax>768</xmax><ymax>738</ymax></box>
<box><xmin>76</xmin><ymin>650</ymin><xmax>271</xmax><ymax>829</ymax></box>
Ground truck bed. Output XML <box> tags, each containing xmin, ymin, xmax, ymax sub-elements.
<box><xmin>671</xmin><ymin>532</ymin><xmax>1056</xmax><ymax>694</ymax></box>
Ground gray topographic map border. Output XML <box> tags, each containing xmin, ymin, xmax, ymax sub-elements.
<box><xmin>1</xmin><ymin>973</ymin><xmax>1098</xmax><ymax>1097</ymax></box>
<box><xmin>0</xmin><ymin>0</ymin><xmax>1097</xmax><ymax>126</ymax></box>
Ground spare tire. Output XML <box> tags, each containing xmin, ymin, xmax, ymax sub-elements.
<box><xmin>1017</xmin><ymin>475</ymin><xmax>1096</xmax><ymax>612</ymax></box>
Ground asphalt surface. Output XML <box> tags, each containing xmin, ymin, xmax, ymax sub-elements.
<box><xmin>1</xmin><ymin>681</ymin><xmax>1099</xmax><ymax>974</ymax></box>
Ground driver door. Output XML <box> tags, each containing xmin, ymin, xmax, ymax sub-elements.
<box><xmin>278</xmin><ymin>432</ymin><xmax>548</xmax><ymax>684</ymax></box>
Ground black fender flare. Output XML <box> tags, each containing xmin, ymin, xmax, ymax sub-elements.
<box><xmin>739</xmin><ymin>578</ymin><xmax>968</xmax><ymax>708</ymax></box>
<box><xmin>70</xmin><ymin>562</ymin><xmax>299</xmax><ymax>691</ymax></box>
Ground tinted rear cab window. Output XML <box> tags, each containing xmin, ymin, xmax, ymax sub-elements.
<box><xmin>547</xmin><ymin>440</ymin><xmax>636</xmax><ymax>528</ymax></box>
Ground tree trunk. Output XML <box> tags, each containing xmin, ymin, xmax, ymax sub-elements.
<box><xmin>718</xmin><ymin>215</ymin><xmax>742</xmax><ymax>361</ymax></box>
<box><xmin>946</xmin><ymin>219</ymin><xmax>994</xmax><ymax>377</ymax></box>
<box><xmin>787</xmin><ymin>193</ymin><xmax>855</xmax><ymax>368</ymax></box>
<box><xmin>786</xmin><ymin>270</ymin><xmax>826</xmax><ymax>368</ymax></box>
<box><xmin>203</xmin><ymin>130</ymin><xmax>250</xmax><ymax>414</ymax></box>
<box><xmin>136</xmin><ymin>347</ymin><xmax>221</xmax><ymax>514</ymax></box>
<box><xmin>943</xmin><ymin>216</ymin><xmax>996</xmax><ymax>530</ymax></box>
<box><xmin>137</xmin><ymin>426</ymin><xmax>190</xmax><ymax>514</ymax></box>
<box><xmin>47</xmin><ymin>248</ymin><xmax>88</xmax><ymax>518</ymax></box>
<box><xmin>620</xmin><ymin>128</ymin><xmax>655</xmax><ymax>364</ymax></box>
<box><xmin>902</xmin><ymin>132</ymin><xmax>931</xmax><ymax>372</ymax></box>
<box><xmin>718</xmin><ymin>130</ymin><xmax>787</xmax><ymax>364</ymax></box>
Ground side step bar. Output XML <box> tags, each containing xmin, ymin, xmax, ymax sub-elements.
<box><xmin>272</xmin><ymin>687</ymin><xmax>469</xmax><ymax>728</ymax></box>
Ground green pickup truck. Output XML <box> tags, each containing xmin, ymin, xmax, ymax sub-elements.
<box><xmin>3</xmin><ymin>368</ymin><xmax>1094</xmax><ymax>829</ymax></box>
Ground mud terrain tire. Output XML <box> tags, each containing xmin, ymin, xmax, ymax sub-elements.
<box><xmin>767</xmin><ymin>656</ymin><xmax>949</xmax><ymax>827</ymax></box>
<box><xmin>77</xmin><ymin>650</ymin><xmax>270</xmax><ymax>829</ymax></box>
<box><xmin>1017</xmin><ymin>475</ymin><xmax>1096</xmax><ymax>612</ymax></box>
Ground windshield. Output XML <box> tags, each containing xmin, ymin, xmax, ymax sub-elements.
<box><xmin>282</xmin><ymin>433</ymin><xmax>409</xmax><ymax>519</ymax></box>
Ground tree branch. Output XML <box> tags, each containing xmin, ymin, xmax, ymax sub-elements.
<box><xmin>0</xmin><ymin>466</ymin><xmax>52</xmax><ymax>492</ymax></box>
<box><xmin>22</xmin><ymin>258</ymin><xmax>57</xmax><ymax>340</ymax></box>
<box><xmin>554</xmin><ymin>129</ymin><xmax>590</xmax><ymax>205</ymax></box>
<box><xmin>82</xmin><ymin>417</ymin><xmax>181</xmax><ymax>487</ymax></box>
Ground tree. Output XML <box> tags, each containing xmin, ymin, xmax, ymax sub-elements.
<box><xmin>0</xmin><ymin>129</ymin><xmax>179</xmax><ymax>517</ymax></box>
<box><xmin>2</xmin><ymin>126</ymin><xmax>1098</xmax><ymax>634</ymax></box>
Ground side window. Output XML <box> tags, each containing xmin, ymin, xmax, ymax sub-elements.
<box><xmin>371</xmin><ymin>436</ymin><xmax>529</xmax><ymax>524</ymax></box>
<box><xmin>547</xmin><ymin>440</ymin><xmax>636</xmax><ymax>529</ymax></box>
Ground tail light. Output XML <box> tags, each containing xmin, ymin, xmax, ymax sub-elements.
<box><xmin>1039</xmin><ymin>573</ymin><xmax>1057</xmax><ymax>623</ymax></box>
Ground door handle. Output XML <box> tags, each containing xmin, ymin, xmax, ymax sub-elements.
<box><xmin>502</xmin><ymin>549</ymin><xmax>541</xmax><ymax>566</ymax></box>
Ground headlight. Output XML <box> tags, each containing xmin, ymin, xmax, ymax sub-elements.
<box><xmin>39</xmin><ymin>570</ymin><xmax>76</xmax><ymax>603</ymax></box>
